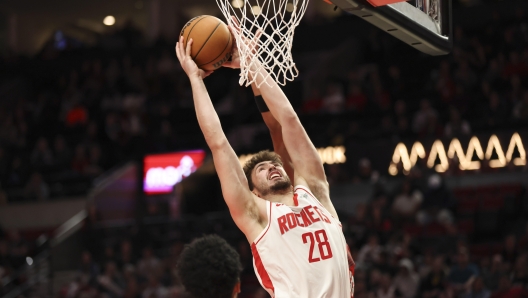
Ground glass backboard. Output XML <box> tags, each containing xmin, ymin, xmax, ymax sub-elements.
<box><xmin>329</xmin><ymin>0</ymin><xmax>452</xmax><ymax>55</ymax></box>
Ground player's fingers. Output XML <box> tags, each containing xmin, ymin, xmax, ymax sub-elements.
<box><xmin>177</xmin><ymin>36</ymin><xmax>185</xmax><ymax>60</ymax></box>
<box><xmin>255</xmin><ymin>29</ymin><xmax>263</xmax><ymax>40</ymax></box>
<box><xmin>175</xmin><ymin>41</ymin><xmax>181</xmax><ymax>61</ymax></box>
<box><xmin>186</xmin><ymin>38</ymin><xmax>193</xmax><ymax>57</ymax></box>
<box><xmin>229</xmin><ymin>16</ymin><xmax>241</xmax><ymax>33</ymax></box>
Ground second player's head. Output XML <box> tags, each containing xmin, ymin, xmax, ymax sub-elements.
<box><xmin>178</xmin><ymin>235</ymin><xmax>242</xmax><ymax>298</ymax></box>
<box><xmin>243</xmin><ymin>150</ymin><xmax>292</xmax><ymax>198</ymax></box>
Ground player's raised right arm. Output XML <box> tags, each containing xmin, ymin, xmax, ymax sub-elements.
<box><xmin>176</xmin><ymin>37</ymin><xmax>266</xmax><ymax>242</ymax></box>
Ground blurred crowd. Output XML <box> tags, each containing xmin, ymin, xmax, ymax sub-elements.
<box><xmin>0</xmin><ymin>5</ymin><xmax>527</xmax><ymax>203</ymax></box>
<box><xmin>53</xmin><ymin>169</ymin><xmax>527</xmax><ymax>298</ymax></box>
<box><xmin>0</xmin><ymin>228</ymin><xmax>33</xmax><ymax>285</ymax></box>
<box><xmin>346</xmin><ymin>172</ymin><xmax>528</xmax><ymax>298</ymax></box>
<box><xmin>59</xmin><ymin>227</ymin><xmax>269</xmax><ymax>298</ymax></box>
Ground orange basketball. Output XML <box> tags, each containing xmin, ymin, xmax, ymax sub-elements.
<box><xmin>180</xmin><ymin>15</ymin><xmax>233</xmax><ymax>71</ymax></box>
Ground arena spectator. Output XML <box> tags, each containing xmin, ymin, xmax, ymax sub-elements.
<box><xmin>444</xmin><ymin>106</ymin><xmax>471</xmax><ymax>138</ymax></box>
<box><xmin>322</xmin><ymin>83</ymin><xmax>345</xmax><ymax>114</ymax></box>
<box><xmin>448</xmin><ymin>248</ymin><xmax>479</xmax><ymax>293</ymax></box>
<box><xmin>142</xmin><ymin>274</ymin><xmax>168</xmax><ymax>298</ymax></box>
<box><xmin>412</xmin><ymin>99</ymin><xmax>439</xmax><ymax>136</ymax></box>
<box><xmin>513</xmin><ymin>91</ymin><xmax>528</xmax><ymax>121</ymax></box>
<box><xmin>357</xmin><ymin>234</ymin><xmax>383</xmax><ymax>266</ymax></box>
<box><xmin>137</xmin><ymin>247</ymin><xmax>162</xmax><ymax>279</ymax></box>
<box><xmin>53</xmin><ymin>135</ymin><xmax>73</xmax><ymax>170</ymax></box>
<box><xmin>346</xmin><ymin>83</ymin><xmax>367</xmax><ymax>112</ymax></box>
<box><xmin>30</xmin><ymin>137</ymin><xmax>54</xmax><ymax>168</ymax></box>
<box><xmin>464</xmin><ymin>277</ymin><xmax>491</xmax><ymax>298</ymax></box>
<box><xmin>511</xmin><ymin>254</ymin><xmax>528</xmax><ymax>288</ymax></box>
<box><xmin>482</xmin><ymin>255</ymin><xmax>506</xmax><ymax>291</ymax></box>
<box><xmin>392</xmin><ymin>180</ymin><xmax>423</xmax><ymax>222</ymax></box>
<box><xmin>97</xmin><ymin>262</ymin><xmax>125</xmax><ymax>298</ymax></box>
<box><xmin>417</xmin><ymin>175</ymin><xmax>455</xmax><ymax>226</ymax></box>
<box><xmin>420</xmin><ymin>256</ymin><xmax>448</xmax><ymax>298</ymax></box>
<box><xmin>502</xmin><ymin>234</ymin><xmax>519</xmax><ymax>265</ymax></box>
<box><xmin>24</xmin><ymin>172</ymin><xmax>49</xmax><ymax>201</ymax></box>
<box><xmin>490</xmin><ymin>276</ymin><xmax>528</xmax><ymax>298</ymax></box>
<box><xmin>393</xmin><ymin>258</ymin><xmax>420</xmax><ymax>298</ymax></box>
<box><xmin>79</xmin><ymin>251</ymin><xmax>100</xmax><ymax>287</ymax></box>
<box><xmin>117</xmin><ymin>240</ymin><xmax>136</xmax><ymax>271</ymax></box>
<box><xmin>375</xmin><ymin>272</ymin><xmax>400</xmax><ymax>298</ymax></box>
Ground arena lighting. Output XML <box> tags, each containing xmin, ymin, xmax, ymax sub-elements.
<box><xmin>389</xmin><ymin>142</ymin><xmax>426</xmax><ymax>175</ymax></box>
<box><xmin>389</xmin><ymin>133</ymin><xmax>526</xmax><ymax>175</ymax></box>
<box><xmin>238</xmin><ymin>146</ymin><xmax>346</xmax><ymax>166</ymax></box>
<box><xmin>485</xmin><ymin>135</ymin><xmax>507</xmax><ymax>168</ymax></box>
<box><xmin>103</xmin><ymin>15</ymin><xmax>115</xmax><ymax>26</ymax></box>
<box><xmin>232</xmin><ymin>0</ymin><xmax>244</xmax><ymax>8</ymax></box>
<box><xmin>506</xmin><ymin>133</ymin><xmax>526</xmax><ymax>166</ymax></box>
<box><xmin>251</xmin><ymin>5</ymin><xmax>262</xmax><ymax>15</ymax></box>
<box><xmin>143</xmin><ymin>150</ymin><xmax>206</xmax><ymax>195</ymax></box>
<box><xmin>426</xmin><ymin>140</ymin><xmax>449</xmax><ymax>172</ymax></box>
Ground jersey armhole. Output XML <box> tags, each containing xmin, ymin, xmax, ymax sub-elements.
<box><xmin>253</xmin><ymin>201</ymin><xmax>272</xmax><ymax>245</ymax></box>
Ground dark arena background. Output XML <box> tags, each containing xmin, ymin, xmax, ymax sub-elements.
<box><xmin>0</xmin><ymin>0</ymin><xmax>528</xmax><ymax>297</ymax></box>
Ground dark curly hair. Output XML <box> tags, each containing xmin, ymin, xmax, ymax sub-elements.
<box><xmin>178</xmin><ymin>235</ymin><xmax>242</xmax><ymax>298</ymax></box>
<box><xmin>243</xmin><ymin>150</ymin><xmax>283</xmax><ymax>190</ymax></box>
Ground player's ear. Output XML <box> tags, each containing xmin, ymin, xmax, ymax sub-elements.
<box><xmin>232</xmin><ymin>280</ymin><xmax>241</xmax><ymax>297</ymax></box>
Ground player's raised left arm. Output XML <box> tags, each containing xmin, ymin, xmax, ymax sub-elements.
<box><xmin>227</xmin><ymin>22</ymin><xmax>336</xmax><ymax>218</ymax></box>
<box><xmin>255</xmin><ymin>77</ymin><xmax>329</xmax><ymax>198</ymax></box>
<box><xmin>250</xmin><ymin>83</ymin><xmax>295</xmax><ymax>181</ymax></box>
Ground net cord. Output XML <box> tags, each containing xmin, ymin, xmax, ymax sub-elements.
<box><xmin>216</xmin><ymin>0</ymin><xmax>309</xmax><ymax>87</ymax></box>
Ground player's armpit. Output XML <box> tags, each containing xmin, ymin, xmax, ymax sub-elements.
<box><xmin>209</xmin><ymin>142</ymin><xmax>268</xmax><ymax>242</ymax></box>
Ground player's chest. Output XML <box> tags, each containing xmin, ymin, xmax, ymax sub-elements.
<box><xmin>271</xmin><ymin>202</ymin><xmax>335</xmax><ymax>236</ymax></box>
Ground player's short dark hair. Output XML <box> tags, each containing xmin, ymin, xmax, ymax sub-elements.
<box><xmin>178</xmin><ymin>235</ymin><xmax>242</xmax><ymax>298</ymax></box>
<box><xmin>243</xmin><ymin>150</ymin><xmax>283</xmax><ymax>190</ymax></box>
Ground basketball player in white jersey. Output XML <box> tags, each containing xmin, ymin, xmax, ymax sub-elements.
<box><xmin>176</xmin><ymin>30</ymin><xmax>354</xmax><ymax>297</ymax></box>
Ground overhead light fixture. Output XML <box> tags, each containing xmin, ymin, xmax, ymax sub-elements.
<box><xmin>103</xmin><ymin>15</ymin><xmax>116</xmax><ymax>26</ymax></box>
<box><xmin>252</xmin><ymin>5</ymin><xmax>262</xmax><ymax>15</ymax></box>
<box><xmin>232</xmin><ymin>0</ymin><xmax>244</xmax><ymax>8</ymax></box>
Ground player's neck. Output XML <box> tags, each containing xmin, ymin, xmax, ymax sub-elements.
<box><xmin>263</xmin><ymin>190</ymin><xmax>294</xmax><ymax>205</ymax></box>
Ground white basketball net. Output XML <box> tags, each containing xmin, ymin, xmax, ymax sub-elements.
<box><xmin>216</xmin><ymin>0</ymin><xmax>309</xmax><ymax>87</ymax></box>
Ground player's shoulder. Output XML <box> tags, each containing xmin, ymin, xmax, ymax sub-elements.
<box><xmin>294</xmin><ymin>184</ymin><xmax>312</xmax><ymax>193</ymax></box>
<box><xmin>293</xmin><ymin>184</ymin><xmax>319</xmax><ymax>201</ymax></box>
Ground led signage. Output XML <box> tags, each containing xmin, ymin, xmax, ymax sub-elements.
<box><xmin>143</xmin><ymin>150</ymin><xmax>206</xmax><ymax>195</ymax></box>
<box><xmin>388</xmin><ymin>133</ymin><xmax>526</xmax><ymax>175</ymax></box>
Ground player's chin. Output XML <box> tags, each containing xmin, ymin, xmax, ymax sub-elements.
<box><xmin>270</xmin><ymin>179</ymin><xmax>291</xmax><ymax>192</ymax></box>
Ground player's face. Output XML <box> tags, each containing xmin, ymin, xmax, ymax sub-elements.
<box><xmin>252</xmin><ymin>161</ymin><xmax>291</xmax><ymax>197</ymax></box>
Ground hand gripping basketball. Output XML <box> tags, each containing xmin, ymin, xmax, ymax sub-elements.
<box><xmin>223</xmin><ymin>16</ymin><xmax>262</xmax><ymax>70</ymax></box>
<box><xmin>175</xmin><ymin>36</ymin><xmax>214</xmax><ymax>79</ymax></box>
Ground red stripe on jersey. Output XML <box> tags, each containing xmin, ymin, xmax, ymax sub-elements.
<box><xmin>294</xmin><ymin>186</ymin><xmax>321</xmax><ymax>206</ymax></box>
<box><xmin>251</xmin><ymin>243</ymin><xmax>275</xmax><ymax>294</ymax></box>
<box><xmin>295</xmin><ymin>186</ymin><xmax>340</xmax><ymax>221</ymax></box>
<box><xmin>293</xmin><ymin>193</ymin><xmax>299</xmax><ymax>206</ymax></box>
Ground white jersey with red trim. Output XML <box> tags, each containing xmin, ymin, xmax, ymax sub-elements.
<box><xmin>251</xmin><ymin>186</ymin><xmax>353</xmax><ymax>298</ymax></box>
